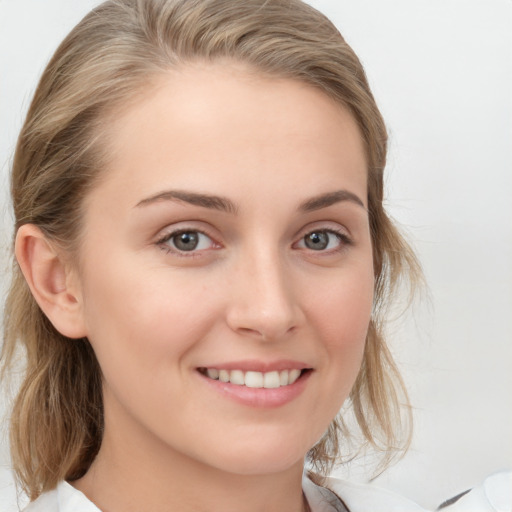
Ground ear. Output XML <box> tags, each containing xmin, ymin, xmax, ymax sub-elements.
<box><xmin>15</xmin><ymin>224</ymin><xmax>87</xmax><ymax>339</ymax></box>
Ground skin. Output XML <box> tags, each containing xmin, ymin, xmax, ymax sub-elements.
<box><xmin>17</xmin><ymin>63</ymin><xmax>374</xmax><ymax>512</ymax></box>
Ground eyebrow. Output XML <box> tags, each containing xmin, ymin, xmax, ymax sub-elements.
<box><xmin>298</xmin><ymin>190</ymin><xmax>366</xmax><ymax>212</ymax></box>
<box><xmin>135</xmin><ymin>188</ymin><xmax>365</xmax><ymax>214</ymax></box>
<box><xmin>135</xmin><ymin>190</ymin><xmax>238</xmax><ymax>214</ymax></box>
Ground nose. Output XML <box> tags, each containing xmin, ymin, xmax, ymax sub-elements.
<box><xmin>225</xmin><ymin>248</ymin><xmax>303</xmax><ymax>342</ymax></box>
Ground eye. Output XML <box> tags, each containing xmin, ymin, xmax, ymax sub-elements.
<box><xmin>296</xmin><ymin>229</ymin><xmax>351</xmax><ymax>252</ymax></box>
<box><xmin>158</xmin><ymin>230</ymin><xmax>216</xmax><ymax>253</ymax></box>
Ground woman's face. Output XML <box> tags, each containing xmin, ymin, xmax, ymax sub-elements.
<box><xmin>74</xmin><ymin>63</ymin><xmax>374</xmax><ymax>475</ymax></box>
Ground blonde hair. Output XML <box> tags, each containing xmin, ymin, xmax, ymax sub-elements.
<box><xmin>1</xmin><ymin>0</ymin><xmax>421</xmax><ymax>500</ymax></box>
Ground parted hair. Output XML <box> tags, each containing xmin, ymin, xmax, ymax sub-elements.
<box><xmin>1</xmin><ymin>0</ymin><xmax>421</xmax><ymax>500</ymax></box>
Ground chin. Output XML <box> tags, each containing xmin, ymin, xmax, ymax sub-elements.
<box><xmin>215</xmin><ymin>454</ymin><xmax>304</xmax><ymax>476</ymax></box>
<box><xmin>202</xmin><ymin>435</ymin><xmax>313</xmax><ymax>476</ymax></box>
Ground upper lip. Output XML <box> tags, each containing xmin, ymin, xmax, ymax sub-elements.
<box><xmin>197</xmin><ymin>359</ymin><xmax>312</xmax><ymax>372</ymax></box>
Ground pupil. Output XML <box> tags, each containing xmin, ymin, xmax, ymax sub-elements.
<box><xmin>305</xmin><ymin>231</ymin><xmax>328</xmax><ymax>250</ymax></box>
<box><xmin>174</xmin><ymin>232</ymin><xmax>199</xmax><ymax>251</ymax></box>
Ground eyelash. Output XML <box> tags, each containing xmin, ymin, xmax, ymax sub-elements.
<box><xmin>156</xmin><ymin>229</ymin><xmax>218</xmax><ymax>257</ymax></box>
<box><xmin>294</xmin><ymin>228</ymin><xmax>353</xmax><ymax>254</ymax></box>
<box><xmin>155</xmin><ymin>227</ymin><xmax>352</xmax><ymax>257</ymax></box>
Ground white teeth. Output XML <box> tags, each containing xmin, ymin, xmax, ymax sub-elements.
<box><xmin>202</xmin><ymin>368</ymin><xmax>305</xmax><ymax>388</ymax></box>
<box><xmin>244</xmin><ymin>371</ymin><xmax>263</xmax><ymax>388</ymax></box>
<box><xmin>289</xmin><ymin>369</ymin><xmax>301</xmax><ymax>384</ymax></box>
<box><xmin>230</xmin><ymin>369</ymin><xmax>245</xmax><ymax>386</ymax></box>
<box><xmin>206</xmin><ymin>368</ymin><xmax>219</xmax><ymax>379</ymax></box>
<box><xmin>263</xmin><ymin>371</ymin><xmax>280</xmax><ymax>388</ymax></box>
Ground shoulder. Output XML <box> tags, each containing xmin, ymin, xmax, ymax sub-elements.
<box><xmin>23</xmin><ymin>481</ymin><xmax>101</xmax><ymax>512</ymax></box>
<box><xmin>22</xmin><ymin>489</ymin><xmax>58</xmax><ymax>512</ymax></box>
<box><xmin>303</xmin><ymin>473</ymin><xmax>428</xmax><ymax>512</ymax></box>
<box><xmin>324</xmin><ymin>476</ymin><xmax>429</xmax><ymax>512</ymax></box>
<box><xmin>437</xmin><ymin>470</ymin><xmax>512</xmax><ymax>511</ymax></box>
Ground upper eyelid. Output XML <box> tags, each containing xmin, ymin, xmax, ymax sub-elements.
<box><xmin>154</xmin><ymin>221</ymin><xmax>218</xmax><ymax>242</ymax></box>
<box><xmin>157</xmin><ymin>226</ymin><xmax>210</xmax><ymax>239</ymax></box>
<box><xmin>293</xmin><ymin>221</ymin><xmax>352</xmax><ymax>240</ymax></box>
<box><xmin>295</xmin><ymin>228</ymin><xmax>351</xmax><ymax>245</ymax></box>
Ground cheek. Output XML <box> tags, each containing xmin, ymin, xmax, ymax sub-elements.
<box><xmin>78</xmin><ymin>261</ymin><xmax>225</xmax><ymax>436</ymax></box>
<box><xmin>303</xmin><ymin>261</ymin><xmax>374</xmax><ymax>388</ymax></box>
<box><xmin>79</xmin><ymin>256</ymin><xmax>220</xmax><ymax>379</ymax></box>
<box><xmin>308</xmin><ymin>263</ymin><xmax>374</xmax><ymax>343</ymax></box>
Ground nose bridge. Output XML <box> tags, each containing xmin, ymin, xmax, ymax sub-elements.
<box><xmin>226</xmin><ymin>241</ymin><xmax>300</xmax><ymax>340</ymax></box>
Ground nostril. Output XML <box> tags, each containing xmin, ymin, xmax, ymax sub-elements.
<box><xmin>236</xmin><ymin>325</ymin><xmax>297</xmax><ymax>342</ymax></box>
<box><xmin>237</xmin><ymin>327</ymin><xmax>261</xmax><ymax>336</ymax></box>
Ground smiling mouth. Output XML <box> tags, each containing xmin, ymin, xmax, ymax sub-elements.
<box><xmin>198</xmin><ymin>368</ymin><xmax>311</xmax><ymax>389</ymax></box>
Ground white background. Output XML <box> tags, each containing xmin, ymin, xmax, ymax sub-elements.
<box><xmin>0</xmin><ymin>1</ymin><xmax>511</xmax><ymax>510</ymax></box>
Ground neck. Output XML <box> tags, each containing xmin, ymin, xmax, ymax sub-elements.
<box><xmin>72</xmin><ymin>407</ymin><xmax>306</xmax><ymax>512</ymax></box>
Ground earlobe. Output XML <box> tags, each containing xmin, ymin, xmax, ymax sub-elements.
<box><xmin>15</xmin><ymin>224</ymin><xmax>87</xmax><ymax>339</ymax></box>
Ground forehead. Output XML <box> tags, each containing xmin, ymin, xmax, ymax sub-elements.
<box><xmin>96</xmin><ymin>63</ymin><xmax>367</xmax><ymax>209</ymax></box>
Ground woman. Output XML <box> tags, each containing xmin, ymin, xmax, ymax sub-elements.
<box><xmin>1</xmin><ymin>0</ymin><xmax>427</xmax><ymax>510</ymax></box>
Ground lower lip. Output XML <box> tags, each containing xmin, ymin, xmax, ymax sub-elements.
<box><xmin>197</xmin><ymin>370</ymin><xmax>312</xmax><ymax>408</ymax></box>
